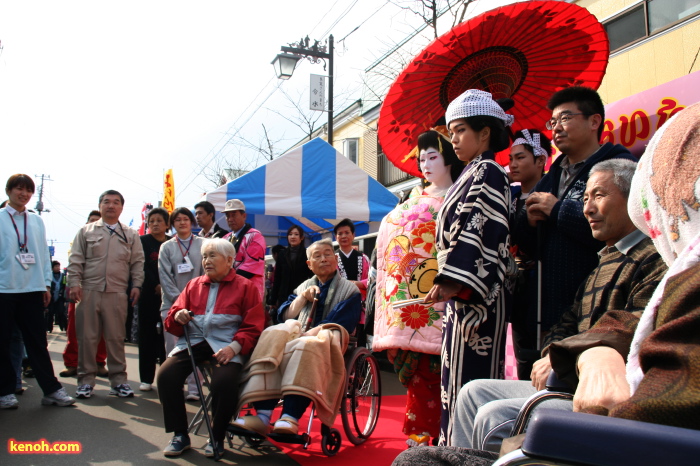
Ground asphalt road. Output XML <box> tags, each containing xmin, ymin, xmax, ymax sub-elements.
<box><xmin>1</xmin><ymin>331</ymin><xmax>404</xmax><ymax>466</ymax></box>
<box><xmin>0</xmin><ymin>332</ymin><xmax>296</xmax><ymax>465</ymax></box>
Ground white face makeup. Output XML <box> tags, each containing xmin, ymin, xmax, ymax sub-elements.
<box><xmin>419</xmin><ymin>147</ymin><xmax>450</xmax><ymax>184</ymax></box>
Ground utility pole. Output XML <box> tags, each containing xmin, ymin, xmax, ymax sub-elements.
<box><xmin>34</xmin><ymin>174</ymin><xmax>52</xmax><ymax>215</ymax></box>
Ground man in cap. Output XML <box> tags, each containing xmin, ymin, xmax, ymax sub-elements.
<box><xmin>222</xmin><ymin>199</ymin><xmax>266</xmax><ymax>300</ymax></box>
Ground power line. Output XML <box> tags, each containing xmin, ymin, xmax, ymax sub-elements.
<box><xmin>338</xmin><ymin>0</ymin><xmax>392</xmax><ymax>44</ymax></box>
<box><xmin>176</xmin><ymin>79</ymin><xmax>282</xmax><ymax>197</ymax></box>
<box><xmin>180</xmin><ymin>0</ymin><xmax>380</xmax><ymax>199</ymax></box>
<box><xmin>308</xmin><ymin>0</ymin><xmax>344</xmax><ymax>37</ymax></box>
<box><xmin>321</xmin><ymin>0</ymin><xmax>361</xmax><ymax>38</ymax></box>
<box><xmin>102</xmin><ymin>166</ymin><xmax>163</xmax><ymax>196</ymax></box>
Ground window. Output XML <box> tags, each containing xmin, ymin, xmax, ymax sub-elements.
<box><xmin>649</xmin><ymin>0</ymin><xmax>700</xmax><ymax>32</ymax></box>
<box><xmin>604</xmin><ymin>0</ymin><xmax>700</xmax><ymax>52</ymax></box>
<box><xmin>605</xmin><ymin>5</ymin><xmax>646</xmax><ymax>51</ymax></box>
<box><xmin>344</xmin><ymin>138</ymin><xmax>359</xmax><ymax>164</ymax></box>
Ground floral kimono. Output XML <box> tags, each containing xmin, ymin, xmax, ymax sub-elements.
<box><xmin>374</xmin><ymin>186</ymin><xmax>444</xmax><ymax>439</ymax></box>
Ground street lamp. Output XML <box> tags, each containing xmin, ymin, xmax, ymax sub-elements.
<box><xmin>272</xmin><ymin>35</ymin><xmax>334</xmax><ymax>146</ymax></box>
<box><xmin>271</xmin><ymin>53</ymin><xmax>300</xmax><ymax>80</ymax></box>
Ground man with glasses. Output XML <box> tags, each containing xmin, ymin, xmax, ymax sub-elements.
<box><xmin>512</xmin><ymin>86</ymin><xmax>635</xmax><ymax>373</ymax></box>
<box><xmin>233</xmin><ymin>239</ymin><xmax>361</xmax><ymax>437</ymax></box>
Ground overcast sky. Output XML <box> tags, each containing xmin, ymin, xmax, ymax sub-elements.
<box><xmin>0</xmin><ymin>0</ymin><xmax>512</xmax><ymax>261</ymax></box>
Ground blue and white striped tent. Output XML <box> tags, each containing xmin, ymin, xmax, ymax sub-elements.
<box><xmin>204</xmin><ymin>138</ymin><xmax>399</xmax><ymax>247</ymax></box>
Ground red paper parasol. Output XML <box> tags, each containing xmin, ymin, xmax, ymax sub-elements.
<box><xmin>379</xmin><ymin>0</ymin><xmax>609</xmax><ymax>177</ymax></box>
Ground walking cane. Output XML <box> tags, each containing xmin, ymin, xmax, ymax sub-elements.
<box><xmin>183</xmin><ymin>310</ymin><xmax>221</xmax><ymax>461</ymax></box>
<box><xmin>302</xmin><ymin>290</ymin><xmax>319</xmax><ymax>333</ymax></box>
<box><xmin>536</xmin><ymin>221</ymin><xmax>543</xmax><ymax>351</ymax></box>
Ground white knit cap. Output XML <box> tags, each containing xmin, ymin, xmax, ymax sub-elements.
<box><xmin>445</xmin><ymin>89</ymin><xmax>515</xmax><ymax>127</ymax></box>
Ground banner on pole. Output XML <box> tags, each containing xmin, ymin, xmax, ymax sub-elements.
<box><xmin>162</xmin><ymin>169</ymin><xmax>175</xmax><ymax>213</ymax></box>
<box><xmin>310</xmin><ymin>74</ymin><xmax>325</xmax><ymax>112</ymax></box>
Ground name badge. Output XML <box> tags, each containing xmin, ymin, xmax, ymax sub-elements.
<box><xmin>20</xmin><ymin>253</ymin><xmax>36</xmax><ymax>264</ymax></box>
<box><xmin>15</xmin><ymin>255</ymin><xmax>29</xmax><ymax>270</ymax></box>
<box><xmin>177</xmin><ymin>263</ymin><xmax>193</xmax><ymax>274</ymax></box>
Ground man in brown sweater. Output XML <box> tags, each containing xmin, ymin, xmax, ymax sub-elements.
<box><xmin>549</xmin><ymin>101</ymin><xmax>700</xmax><ymax>429</ymax></box>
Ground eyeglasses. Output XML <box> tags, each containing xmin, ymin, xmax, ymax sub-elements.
<box><xmin>545</xmin><ymin>112</ymin><xmax>590</xmax><ymax>130</ymax></box>
<box><xmin>310</xmin><ymin>252</ymin><xmax>335</xmax><ymax>261</ymax></box>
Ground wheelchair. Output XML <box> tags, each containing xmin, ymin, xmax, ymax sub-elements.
<box><xmin>495</xmin><ymin>408</ymin><xmax>700</xmax><ymax>466</ymax></box>
<box><xmin>493</xmin><ymin>371</ymin><xmax>700</xmax><ymax>465</ymax></box>
<box><xmin>187</xmin><ymin>335</ymin><xmax>382</xmax><ymax>457</ymax></box>
<box><xmin>226</xmin><ymin>339</ymin><xmax>382</xmax><ymax>456</ymax></box>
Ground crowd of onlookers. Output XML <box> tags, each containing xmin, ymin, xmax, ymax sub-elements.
<box><xmin>0</xmin><ymin>184</ymin><xmax>371</xmax><ymax>457</ymax></box>
<box><xmin>388</xmin><ymin>89</ymin><xmax>700</xmax><ymax>465</ymax></box>
<box><xmin>2</xmin><ymin>85</ymin><xmax>700</xmax><ymax>464</ymax></box>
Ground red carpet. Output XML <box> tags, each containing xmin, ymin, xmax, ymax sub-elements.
<box><xmin>272</xmin><ymin>329</ymin><xmax>519</xmax><ymax>465</ymax></box>
<box><xmin>273</xmin><ymin>395</ymin><xmax>408</xmax><ymax>466</ymax></box>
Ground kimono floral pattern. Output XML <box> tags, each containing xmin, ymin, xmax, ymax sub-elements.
<box><xmin>374</xmin><ymin>186</ymin><xmax>448</xmax><ymax>440</ymax></box>
<box><xmin>374</xmin><ymin>188</ymin><xmax>445</xmax><ymax>355</ymax></box>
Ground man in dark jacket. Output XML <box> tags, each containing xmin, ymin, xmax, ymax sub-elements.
<box><xmin>48</xmin><ymin>261</ymin><xmax>67</xmax><ymax>332</ymax></box>
<box><xmin>513</xmin><ymin>86</ymin><xmax>636</xmax><ymax>360</ymax></box>
<box><xmin>194</xmin><ymin>201</ymin><xmax>227</xmax><ymax>238</ymax></box>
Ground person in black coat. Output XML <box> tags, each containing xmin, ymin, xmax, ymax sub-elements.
<box><xmin>137</xmin><ymin>207</ymin><xmax>171</xmax><ymax>391</ymax></box>
<box><xmin>268</xmin><ymin>226</ymin><xmax>314</xmax><ymax>322</ymax></box>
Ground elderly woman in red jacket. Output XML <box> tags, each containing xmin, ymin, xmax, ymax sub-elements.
<box><xmin>157</xmin><ymin>239</ymin><xmax>265</xmax><ymax>459</ymax></box>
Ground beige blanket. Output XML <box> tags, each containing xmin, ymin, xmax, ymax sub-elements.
<box><xmin>237</xmin><ymin>319</ymin><xmax>349</xmax><ymax>426</ymax></box>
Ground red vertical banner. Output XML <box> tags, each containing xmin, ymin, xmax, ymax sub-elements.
<box><xmin>139</xmin><ymin>203</ymin><xmax>153</xmax><ymax>235</ymax></box>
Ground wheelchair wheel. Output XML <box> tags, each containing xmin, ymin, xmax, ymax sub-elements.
<box><xmin>341</xmin><ymin>347</ymin><xmax>382</xmax><ymax>445</ymax></box>
<box><xmin>244</xmin><ymin>435</ymin><xmax>264</xmax><ymax>448</ymax></box>
<box><xmin>321</xmin><ymin>428</ymin><xmax>342</xmax><ymax>456</ymax></box>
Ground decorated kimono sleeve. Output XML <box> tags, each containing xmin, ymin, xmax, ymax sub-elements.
<box><xmin>436</xmin><ymin>161</ymin><xmax>510</xmax><ymax>303</ymax></box>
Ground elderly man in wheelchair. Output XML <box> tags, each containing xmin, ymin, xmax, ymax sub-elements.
<box><xmin>393</xmin><ymin>102</ymin><xmax>700</xmax><ymax>466</ymax></box>
<box><xmin>233</xmin><ymin>238</ymin><xmax>362</xmax><ymax>439</ymax></box>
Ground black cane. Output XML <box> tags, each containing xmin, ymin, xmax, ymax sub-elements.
<box><xmin>183</xmin><ymin>310</ymin><xmax>220</xmax><ymax>461</ymax></box>
<box><xmin>302</xmin><ymin>290</ymin><xmax>319</xmax><ymax>333</ymax></box>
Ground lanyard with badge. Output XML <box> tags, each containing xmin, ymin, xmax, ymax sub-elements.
<box><xmin>105</xmin><ymin>222</ymin><xmax>128</xmax><ymax>243</ymax></box>
<box><xmin>177</xmin><ymin>236</ymin><xmax>194</xmax><ymax>274</ymax></box>
<box><xmin>8</xmin><ymin>211</ymin><xmax>35</xmax><ymax>269</ymax></box>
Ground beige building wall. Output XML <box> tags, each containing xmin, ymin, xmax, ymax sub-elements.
<box><xmin>332</xmin><ymin>113</ymin><xmax>366</xmax><ymax>169</ymax></box>
<box><xmin>578</xmin><ymin>0</ymin><xmax>700</xmax><ymax>105</ymax></box>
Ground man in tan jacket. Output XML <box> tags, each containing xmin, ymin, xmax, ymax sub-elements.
<box><xmin>67</xmin><ymin>190</ymin><xmax>144</xmax><ymax>399</ymax></box>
